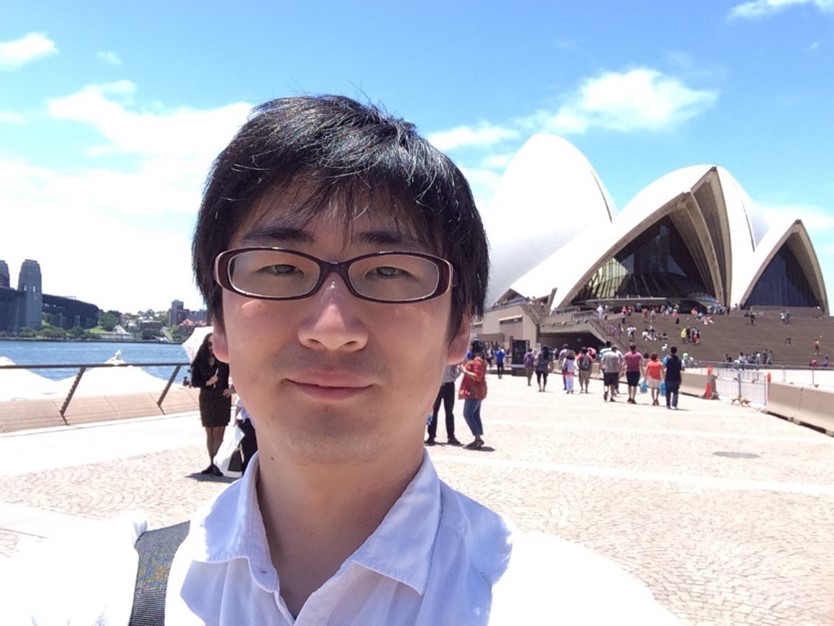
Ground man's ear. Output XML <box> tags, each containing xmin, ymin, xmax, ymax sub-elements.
<box><xmin>447</xmin><ymin>315</ymin><xmax>471</xmax><ymax>364</ymax></box>
<box><xmin>212</xmin><ymin>322</ymin><xmax>230</xmax><ymax>363</ymax></box>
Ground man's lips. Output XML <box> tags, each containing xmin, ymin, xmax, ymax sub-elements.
<box><xmin>287</xmin><ymin>370</ymin><xmax>375</xmax><ymax>399</ymax></box>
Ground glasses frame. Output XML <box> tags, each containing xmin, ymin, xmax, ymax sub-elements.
<box><xmin>214</xmin><ymin>246</ymin><xmax>455</xmax><ymax>304</ymax></box>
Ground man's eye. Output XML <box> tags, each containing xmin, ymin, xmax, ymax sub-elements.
<box><xmin>261</xmin><ymin>264</ymin><xmax>299</xmax><ymax>276</ymax></box>
<box><xmin>373</xmin><ymin>266</ymin><xmax>403</xmax><ymax>278</ymax></box>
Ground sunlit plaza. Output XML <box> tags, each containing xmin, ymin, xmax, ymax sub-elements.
<box><xmin>1</xmin><ymin>373</ymin><xmax>832</xmax><ymax>625</ymax></box>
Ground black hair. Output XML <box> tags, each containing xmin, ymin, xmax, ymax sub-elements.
<box><xmin>191</xmin><ymin>332</ymin><xmax>214</xmax><ymax>369</ymax></box>
<box><xmin>192</xmin><ymin>95</ymin><xmax>489</xmax><ymax>336</ymax></box>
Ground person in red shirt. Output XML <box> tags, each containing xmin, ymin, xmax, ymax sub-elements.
<box><xmin>644</xmin><ymin>352</ymin><xmax>664</xmax><ymax>406</ymax></box>
<box><xmin>459</xmin><ymin>341</ymin><xmax>488</xmax><ymax>449</ymax></box>
<box><xmin>623</xmin><ymin>344</ymin><xmax>645</xmax><ymax>405</ymax></box>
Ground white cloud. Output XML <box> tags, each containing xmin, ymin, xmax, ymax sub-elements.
<box><xmin>480</xmin><ymin>154</ymin><xmax>514</xmax><ymax>170</ymax></box>
<box><xmin>48</xmin><ymin>82</ymin><xmax>250</xmax><ymax>161</ymax></box>
<box><xmin>0</xmin><ymin>111</ymin><xmax>25</xmax><ymax>124</ymax></box>
<box><xmin>0</xmin><ymin>85</ymin><xmax>254</xmax><ymax>311</ymax></box>
<box><xmin>96</xmin><ymin>50</ymin><xmax>122</xmax><ymax>66</ymax></box>
<box><xmin>1</xmin><ymin>157</ymin><xmax>204</xmax><ymax>311</ymax></box>
<box><xmin>730</xmin><ymin>0</ymin><xmax>834</xmax><ymax>18</ymax></box>
<box><xmin>428</xmin><ymin>122</ymin><xmax>519</xmax><ymax>151</ymax></box>
<box><xmin>524</xmin><ymin>68</ymin><xmax>718</xmax><ymax>134</ymax></box>
<box><xmin>0</xmin><ymin>33</ymin><xmax>57</xmax><ymax>71</ymax></box>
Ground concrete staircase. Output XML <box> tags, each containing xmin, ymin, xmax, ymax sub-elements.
<box><xmin>609</xmin><ymin>309</ymin><xmax>833</xmax><ymax>366</ymax></box>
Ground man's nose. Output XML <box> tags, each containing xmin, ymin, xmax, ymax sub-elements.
<box><xmin>297</xmin><ymin>275</ymin><xmax>369</xmax><ymax>352</ymax></box>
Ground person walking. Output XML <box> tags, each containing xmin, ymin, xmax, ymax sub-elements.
<box><xmin>523</xmin><ymin>347</ymin><xmax>536</xmax><ymax>386</ymax></box>
<box><xmin>644</xmin><ymin>352</ymin><xmax>664</xmax><ymax>406</ymax></box>
<box><xmin>426</xmin><ymin>363</ymin><xmax>462</xmax><ymax>446</ymax></box>
<box><xmin>663</xmin><ymin>346</ymin><xmax>684</xmax><ymax>410</ymax></box>
<box><xmin>562</xmin><ymin>349</ymin><xmax>577</xmax><ymax>393</ymax></box>
<box><xmin>534</xmin><ymin>346</ymin><xmax>553</xmax><ymax>392</ymax></box>
<box><xmin>576</xmin><ymin>347</ymin><xmax>593</xmax><ymax>393</ymax></box>
<box><xmin>495</xmin><ymin>345</ymin><xmax>506</xmax><ymax>379</ymax></box>
<box><xmin>459</xmin><ymin>342</ymin><xmax>488</xmax><ymax>449</ymax></box>
<box><xmin>190</xmin><ymin>332</ymin><xmax>232</xmax><ymax>476</ymax></box>
<box><xmin>623</xmin><ymin>344</ymin><xmax>644</xmax><ymax>404</ymax></box>
<box><xmin>600</xmin><ymin>345</ymin><xmax>623</xmax><ymax>402</ymax></box>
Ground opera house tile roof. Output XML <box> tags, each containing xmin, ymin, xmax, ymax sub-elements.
<box><xmin>482</xmin><ymin>134</ymin><xmax>828</xmax><ymax>315</ymax></box>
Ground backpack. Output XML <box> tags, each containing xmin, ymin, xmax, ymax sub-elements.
<box><xmin>130</xmin><ymin>521</ymin><xmax>190</xmax><ymax>625</ymax></box>
<box><xmin>578</xmin><ymin>355</ymin><xmax>591</xmax><ymax>371</ymax></box>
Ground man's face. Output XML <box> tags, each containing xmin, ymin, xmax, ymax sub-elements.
<box><xmin>212</xmin><ymin>192</ymin><xmax>470</xmax><ymax>466</ymax></box>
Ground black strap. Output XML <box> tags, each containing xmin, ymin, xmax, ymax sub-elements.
<box><xmin>129</xmin><ymin>521</ymin><xmax>190</xmax><ymax>626</ymax></box>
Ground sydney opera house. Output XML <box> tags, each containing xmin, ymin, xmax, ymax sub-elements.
<box><xmin>475</xmin><ymin>134</ymin><xmax>828</xmax><ymax>346</ymax></box>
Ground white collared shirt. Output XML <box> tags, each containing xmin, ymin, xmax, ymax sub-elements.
<box><xmin>165</xmin><ymin>453</ymin><xmax>678</xmax><ymax>625</ymax></box>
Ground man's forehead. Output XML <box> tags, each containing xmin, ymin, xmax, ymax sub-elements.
<box><xmin>232</xmin><ymin>186</ymin><xmax>427</xmax><ymax>248</ymax></box>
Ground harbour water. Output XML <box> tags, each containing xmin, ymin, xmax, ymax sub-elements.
<box><xmin>0</xmin><ymin>340</ymin><xmax>188</xmax><ymax>381</ymax></box>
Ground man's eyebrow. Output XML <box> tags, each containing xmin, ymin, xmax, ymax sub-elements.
<box><xmin>240</xmin><ymin>225</ymin><xmax>314</xmax><ymax>245</ymax></box>
<box><xmin>239</xmin><ymin>225</ymin><xmax>422</xmax><ymax>248</ymax></box>
<box><xmin>355</xmin><ymin>229</ymin><xmax>421</xmax><ymax>246</ymax></box>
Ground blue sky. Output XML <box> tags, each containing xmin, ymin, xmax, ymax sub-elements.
<box><xmin>2</xmin><ymin>0</ymin><xmax>833</xmax><ymax>313</ymax></box>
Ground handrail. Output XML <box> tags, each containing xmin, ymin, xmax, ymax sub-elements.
<box><xmin>0</xmin><ymin>361</ymin><xmax>190</xmax><ymax>416</ymax></box>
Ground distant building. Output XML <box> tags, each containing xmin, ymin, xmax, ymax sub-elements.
<box><xmin>168</xmin><ymin>299</ymin><xmax>188</xmax><ymax>327</ymax></box>
<box><xmin>0</xmin><ymin>259</ymin><xmax>99</xmax><ymax>332</ymax></box>
<box><xmin>168</xmin><ymin>299</ymin><xmax>207</xmax><ymax>327</ymax></box>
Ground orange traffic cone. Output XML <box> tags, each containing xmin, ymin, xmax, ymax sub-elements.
<box><xmin>702</xmin><ymin>366</ymin><xmax>713</xmax><ymax>399</ymax></box>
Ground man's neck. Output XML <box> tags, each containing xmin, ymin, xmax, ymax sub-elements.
<box><xmin>256</xmin><ymin>444</ymin><xmax>423</xmax><ymax>615</ymax></box>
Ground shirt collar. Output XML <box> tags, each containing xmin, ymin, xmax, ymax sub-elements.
<box><xmin>185</xmin><ymin>450</ymin><xmax>441</xmax><ymax>596</ymax></box>
<box><xmin>341</xmin><ymin>450</ymin><xmax>440</xmax><ymax>594</ymax></box>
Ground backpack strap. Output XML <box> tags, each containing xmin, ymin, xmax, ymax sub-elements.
<box><xmin>129</xmin><ymin>521</ymin><xmax>190</xmax><ymax>626</ymax></box>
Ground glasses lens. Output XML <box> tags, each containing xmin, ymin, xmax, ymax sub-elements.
<box><xmin>229</xmin><ymin>250</ymin><xmax>319</xmax><ymax>298</ymax></box>
<box><xmin>349</xmin><ymin>254</ymin><xmax>441</xmax><ymax>302</ymax></box>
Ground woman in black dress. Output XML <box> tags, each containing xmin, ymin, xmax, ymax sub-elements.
<box><xmin>190</xmin><ymin>332</ymin><xmax>232</xmax><ymax>476</ymax></box>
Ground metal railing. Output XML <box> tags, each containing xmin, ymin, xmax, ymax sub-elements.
<box><xmin>0</xmin><ymin>361</ymin><xmax>190</xmax><ymax>420</ymax></box>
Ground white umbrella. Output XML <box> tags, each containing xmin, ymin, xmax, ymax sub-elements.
<box><xmin>182</xmin><ymin>326</ymin><xmax>213</xmax><ymax>363</ymax></box>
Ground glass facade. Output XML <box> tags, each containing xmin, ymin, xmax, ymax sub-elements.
<box><xmin>746</xmin><ymin>243</ymin><xmax>820</xmax><ymax>308</ymax></box>
<box><xmin>572</xmin><ymin>217</ymin><xmax>715</xmax><ymax>306</ymax></box>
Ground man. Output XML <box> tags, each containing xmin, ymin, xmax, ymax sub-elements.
<box><xmin>558</xmin><ymin>343</ymin><xmax>570</xmax><ymax>389</ymax></box>
<box><xmin>576</xmin><ymin>347</ymin><xmax>593</xmax><ymax>393</ymax></box>
<box><xmin>623</xmin><ymin>344</ymin><xmax>644</xmax><ymax>404</ymax></box>
<box><xmin>8</xmin><ymin>95</ymin><xmax>675</xmax><ymax>624</ymax></box>
<box><xmin>600</xmin><ymin>344</ymin><xmax>623</xmax><ymax>402</ymax></box>
<box><xmin>663</xmin><ymin>345</ymin><xmax>684</xmax><ymax>410</ymax></box>
<box><xmin>425</xmin><ymin>363</ymin><xmax>462</xmax><ymax>446</ymax></box>
<box><xmin>522</xmin><ymin>347</ymin><xmax>535</xmax><ymax>386</ymax></box>
<box><xmin>494</xmin><ymin>345</ymin><xmax>506</xmax><ymax>379</ymax></box>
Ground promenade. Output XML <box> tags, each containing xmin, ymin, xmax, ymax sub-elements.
<box><xmin>1</xmin><ymin>374</ymin><xmax>833</xmax><ymax>625</ymax></box>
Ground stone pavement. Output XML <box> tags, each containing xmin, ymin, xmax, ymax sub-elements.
<box><xmin>1</xmin><ymin>375</ymin><xmax>833</xmax><ymax>625</ymax></box>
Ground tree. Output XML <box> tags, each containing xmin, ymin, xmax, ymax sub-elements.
<box><xmin>68</xmin><ymin>326</ymin><xmax>88</xmax><ymax>339</ymax></box>
<box><xmin>141</xmin><ymin>329</ymin><xmax>162</xmax><ymax>340</ymax></box>
<box><xmin>41</xmin><ymin>327</ymin><xmax>67</xmax><ymax>339</ymax></box>
<box><xmin>98</xmin><ymin>311</ymin><xmax>119</xmax><ymax>332</ymax></box>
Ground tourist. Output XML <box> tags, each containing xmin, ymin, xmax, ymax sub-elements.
<box><xmin>459</xmin><ymin>341</ymin><xmax>488</xmax><ymax>449</ymax></box>
<box><xmin>189</xmin><ymin>332</ymin><xmax>232</xmax><ymax>476</ymax></box>
<box><xmin>600</xmin><ymin>344</ymin><xmax>623</xmax><ymax>402</ymax></box>
<box><xmin>645</xmin><ymin>352</ymin><xmax>664</xmax><ymax>406</ymax></box>
<box><xmin>425</xmin><ymin>363</ymin><xmax>462</xmax><ymax>446</ymax></box>
<box><xmin>663</xmin><ymin>346</ymin><xmax>684</xmax><ymax>410</ymax></box>
<box><xmin>534</xmin><ymin>345</ymin><xmax>553</xmax><ymax>392</ymax></box>
<box><xmin>623</xmin><ymin>344</ymin><xmax>644</xmax><ymax>404</ymax></box>
<box><xmin>523</xmin><ymin>347</ymin><xmax>535</xmax><ymax>386</ymax></box>
<box><xmin>576</xmin><ymin>347</ymin><xmax>593</xmax><ymax>393</ymax></box>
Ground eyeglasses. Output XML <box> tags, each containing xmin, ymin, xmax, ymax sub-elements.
<box><xmin>214</xmin><ymin>247</ymin><xmax>455</xmax><ymax>303</ymax></box>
